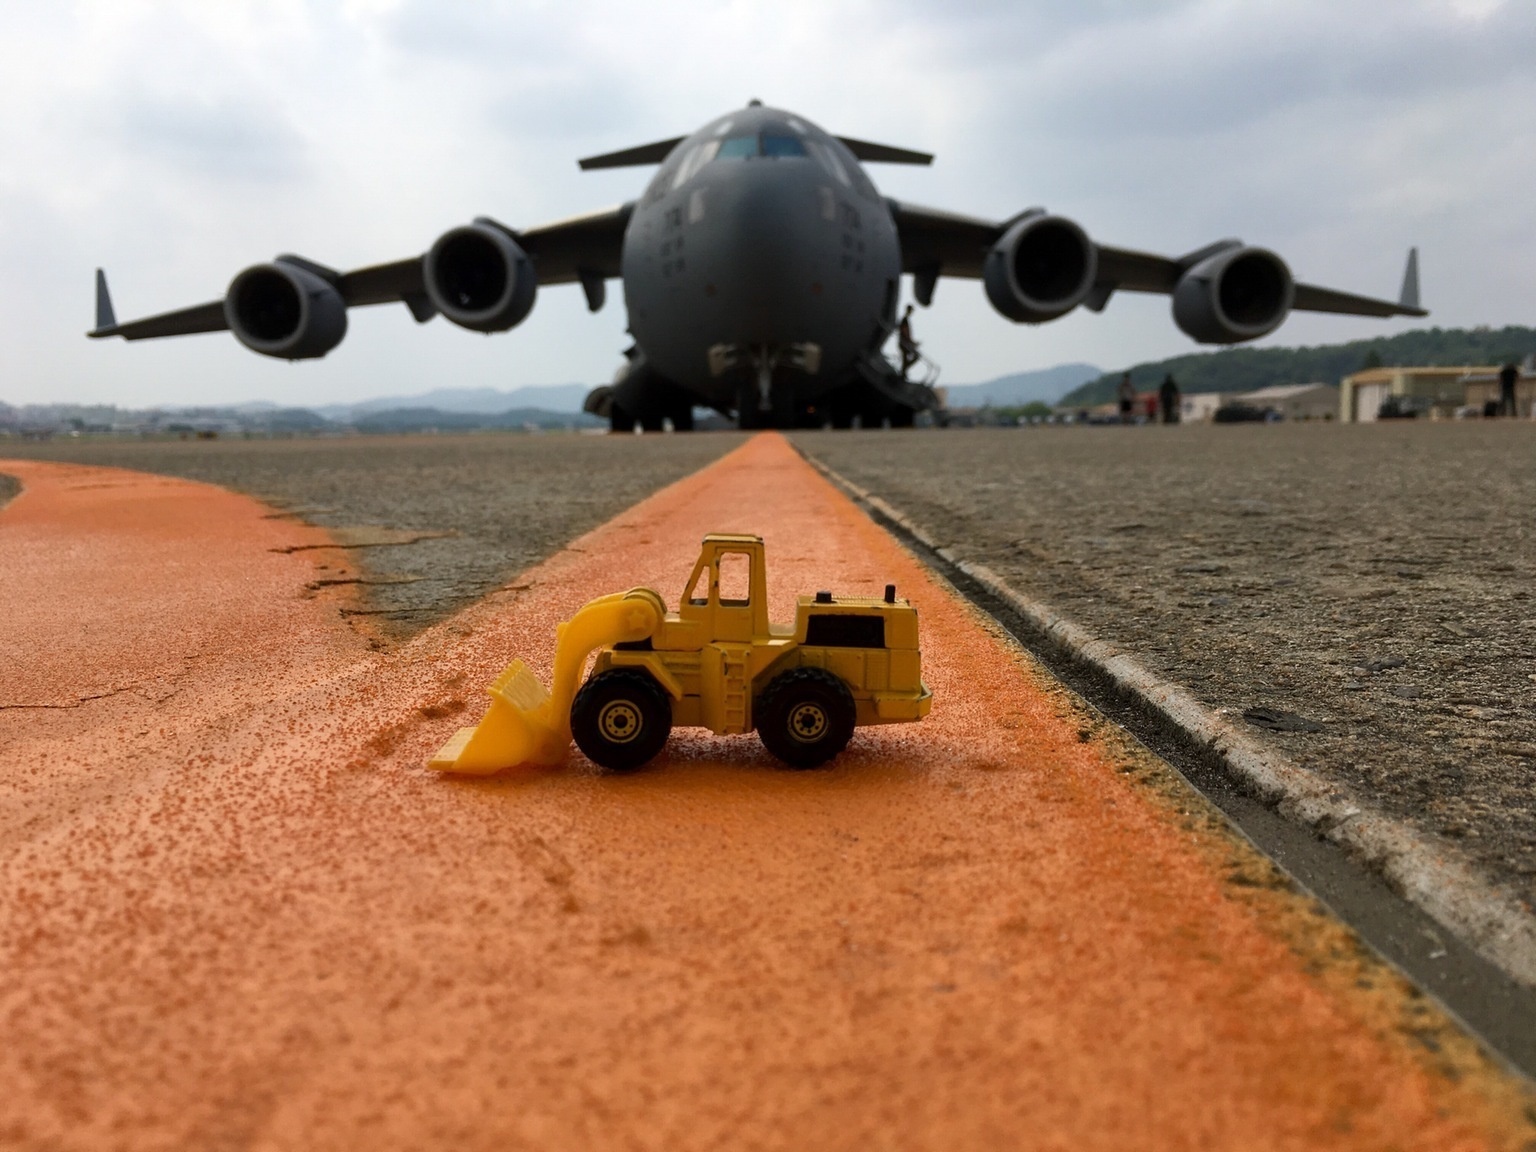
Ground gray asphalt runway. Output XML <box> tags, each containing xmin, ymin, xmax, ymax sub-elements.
<box><xmin>0</xmin><ymin>433</ymin><xmax>740</xmax><ymax>638</ymax></box>
<box><xmin>792</xmin><ymin>422</ymin><xmax>1536</xmax><ymax>918</ymax></box>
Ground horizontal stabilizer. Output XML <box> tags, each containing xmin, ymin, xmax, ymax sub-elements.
<box><xmin>835</xmin><ymin>136</ymin><xmax>933</xmax><ymax>165</ymax></box>
<box><xmin>578</xmin><ymin>137</ymin><xmax>686</xmax><ymax>170</ymax></box>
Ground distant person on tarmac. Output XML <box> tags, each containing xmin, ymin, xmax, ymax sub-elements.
<box><xmin>1499</xmin><ymin>362</ymin><xmax>1519</xmax><ymax>417</ymax></box>
<box><xmin>1159</xmin><ymin>374</ymin><xmax>1181</xmax><ymax>424</ymax></box>
<box><xmin>1117</xmin><ymin>372</ymin><xmax>1135</xmax><ymax>424</ymax></box>
<box><xmin>897</xmin><ymin>305</ymin><xmax>920</xmax><ymax>381</ymax></box>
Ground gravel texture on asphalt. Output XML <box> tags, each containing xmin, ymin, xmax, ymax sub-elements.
<box><xmin>792</xmin><ymin>422</ymin><xmax>1536</xmax><ymax>915</ymax></box>
<box><xmin>2</xmin><ymin>433</ymin><xmax>741</xmax><ymax>640</ymax></box>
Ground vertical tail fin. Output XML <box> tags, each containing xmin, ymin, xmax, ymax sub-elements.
<box><xmin>1398</xmin><ymin>248</ymin><xmax>1420</xmax><ymax>312</ymax></box>
<box><xmin>94</xmin><ymin>269</ymin><xmax>118</xmax><ymax>334</ymax></box>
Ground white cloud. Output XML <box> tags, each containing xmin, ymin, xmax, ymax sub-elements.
<box><xmin>1</xmin><ymin>0</ymin><xmax>1533</xmax><ymax>408</ymax></box>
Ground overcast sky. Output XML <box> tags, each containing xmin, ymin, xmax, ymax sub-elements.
<box><xmin>2</xmin><ymin>0</ymin><xmax>1531</xmax><ymax>409</ymax></box>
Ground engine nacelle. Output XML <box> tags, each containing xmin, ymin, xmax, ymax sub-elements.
<box><xmin>1172</xmin><ymin>246</ymin><xmax>1294</xmax><ymax>344</ymax></box>
<box><xmin>425</xmin><ymin>223</ymin><xmax>537</xmax><ymax>333</ymax></box>
<box><xmin>983</xmin><ymin>214</ymin><xmax>1098</xmax><ymax>323</ymax></box>
<box><xmin>225</xmin><ymin>260</ymin><xmax>347</xmax><ymax>360</ymax></box>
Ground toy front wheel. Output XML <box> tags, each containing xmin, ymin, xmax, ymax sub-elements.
<box><xmin>756</xmin><ymin>667</ymin><xmax>856</xmax><ymax>769</ymax></box>
<box><xmin>571</xmin><ymin>669</ymin><xmax>672</xmax><ymax>772</ymax></box>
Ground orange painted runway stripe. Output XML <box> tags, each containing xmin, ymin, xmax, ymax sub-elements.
<box><xmin>0</xmin><ymin>439</ymin><xmax>1527</xmax><ymax>1149</ymax></box>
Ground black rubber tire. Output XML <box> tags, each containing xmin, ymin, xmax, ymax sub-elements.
<box><xmin>889</xmin><ymin>407</ymin><xmax>915</xmax><ymax>429</ymax></box>
<box><xmin>755</xmin><ymin>667</ymin><xmax>857</xmax><ymax>769</ymax></box>
<box><xmin>610</xmin><ymin>404</ymin><xmax>636</xmax><ymax>433</ymax></box>
<box><xmin>571</xmin><ymin>669</ymin><xmax>672</xmax><ymax>772</ymax></box>
<box><xmin>735</xmin><ymin>382</ymin><xmax>768</xmax><ymax>430</ymax></box>
<box><xmin>859</xmin><ymin>409</ymin><xmax>889</xmax><ymax>430</ymax></box>
<box><xmin>670</xmin><ymin>407</ymin><xmax>695</xmax><ymax>432</ymax></box>
<box><xmin>770</xmin><ymin>385</ymin><xmax>796</xmax><ymax>430</ymax></box>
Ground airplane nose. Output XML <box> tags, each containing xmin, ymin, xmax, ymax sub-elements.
<box><xmin>705</xmin><ymin>168</ymin><xmax>822</xmax><ymax>336</ymax></box>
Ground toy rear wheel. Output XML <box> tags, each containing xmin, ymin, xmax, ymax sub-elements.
<box><xmin>756</xmin><ymin>667</ymin><xmax>856</xmax><ymax>769</ymax></box>
<box><xmin>571</xmin><ymin>669</ymin><xmax>672</xmax><ymax>772</ymax></box>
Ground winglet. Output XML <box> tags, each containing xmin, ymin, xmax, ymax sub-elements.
<box><xmin>1399</xmin><ymin>247</ymin><xmax>1420</xmax><ymax>312</ymax></box>
<box><xmin>92</xmin><ymin>268</ymin><xmax>119</xmax><ymax>336</ymax></box>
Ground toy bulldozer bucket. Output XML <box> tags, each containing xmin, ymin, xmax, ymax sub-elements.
<box><xmin>428</xmin><ymin>588</ymin><xmax>664</xmax><ymax>775</ymax></box>
<box><xmin>427</xmin><ymin>660</ymin><xmax>565</xmax><ymax>774</ymax></box>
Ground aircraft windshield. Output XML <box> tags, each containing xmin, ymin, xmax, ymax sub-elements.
<box><xmin>712</xmin><ymin>130</ymin><xmax>809</xmax><ymax>162</ymax></box>
<box><xmin>717</xmin><ymin>135</ymin><xmax>759</xmax><ymax>159</ymax></box>
<box><xmin>761</xmin><ymin>133</ymin><xmax>806</xmax><ymax>157</ymax></box>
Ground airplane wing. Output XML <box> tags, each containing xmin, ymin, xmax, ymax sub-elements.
<box><xmin>886</xmin><ymin>201</ymin><xmax>1001</xmax><ymax>280</ymax></box>
<box><xmin>90</xmin><ymin>203</ymin><xmax>635</xmax><ymax>341</ymax></box>
<box><xmin>1089</xmin><ymin>242</ymin><xmax>1427</xmax><ymax>318</ymax></box>
<box><xmin>886</xmin><ymin>199</ymin><xmax>1427</xmax><ymax>319</ymax></box>
<box><xmin>509</xmin><ymin>202</ymin><xmax>632</xmax><ymax>285</ymax></box>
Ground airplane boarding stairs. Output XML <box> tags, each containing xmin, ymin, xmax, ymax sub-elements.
<box><xmin>852</xmin><ymin>348</ymin><xmax>945</xmax><ymax>427</ymax></box>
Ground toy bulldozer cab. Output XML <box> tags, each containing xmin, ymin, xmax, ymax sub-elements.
<box><xmin>429</xmin><ymin>533</ymin><xmax>930</xmax><ymax>775</ymax></box>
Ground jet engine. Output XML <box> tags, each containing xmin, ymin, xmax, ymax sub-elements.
<box><xmin>225</xmin><ymin>260</ymin><xmax>347</xmax><ymax>360</ymax></box>
<box><xmin>1172</xmin><ymin>246</ymin><xmax>1294</xmax><ymax>344</ymax></box>
<box><xmin>983</xmin><ymin>214</ymin><xmax>1098</xmax><ymax>323</ymax></box>
<box><xmin>425</xmin><ymin>222</ymin><xmax>537</xmax><ymax>333</ymax></box>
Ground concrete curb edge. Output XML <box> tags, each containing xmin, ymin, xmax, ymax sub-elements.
<box><xmin>807</xmin><ymin>453</ymin><xmax>1536</xmax><ymax>989</ymax></box>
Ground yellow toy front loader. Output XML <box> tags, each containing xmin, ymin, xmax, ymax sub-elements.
<box><xmin>429</xmin><ymin>533</ymin><xmax>929</xmax><ymax>774</ymax></box>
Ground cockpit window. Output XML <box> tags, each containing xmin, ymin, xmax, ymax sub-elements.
<box><xmin>761</xmin><ymin>133</ymin><xmax>806</xmax><ymax>157</ymax></box>
<box><xmin>717</xmin><ymin>134</ymin><xmax>759</xmax><ymax>159</ymax></box>
<box><xmin>807</xmin><ymin>141</ymin><xmax>850</xmax><ymax>186</ymax></box>
<box><xmin>645</xmin><ymin>157</ymin><xmax>679</xmax><ymax>202</ymax></box>
<box><xmin>819</xmin><ymin>138</ymin><xmax>879</xmax><ymax>200</ymax></box>
<box><xmin>671</xmin><ymin>139</ymin><xmax>721</xmax><ymax>191</ymax></box>
<box><xmin>713</xmin><ymin>131</ymin><xmax>809</xmax><ymax>162</ymax></box>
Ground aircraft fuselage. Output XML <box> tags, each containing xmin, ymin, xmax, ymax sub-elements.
<box><xmin>618</xmin><ymin>106</ymin><xmax>902</xmax><ymax>424</ymax></box>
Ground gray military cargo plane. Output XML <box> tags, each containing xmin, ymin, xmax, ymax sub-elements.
<box><xmin>90</xmin><ymin>100</ymin><xmax>1425</xmax><ymax>430</ymax></box>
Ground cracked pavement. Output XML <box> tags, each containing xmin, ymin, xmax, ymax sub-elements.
<box><xmin>2</xmin><ymin>433</ymin><xmax>741</xmax><ymax>639</ymax></box>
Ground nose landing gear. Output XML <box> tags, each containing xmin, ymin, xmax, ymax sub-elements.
<box><xmin>711</xmin><ymin>342</ymin><xmax>822</xmax><ymax>430</ymax></box>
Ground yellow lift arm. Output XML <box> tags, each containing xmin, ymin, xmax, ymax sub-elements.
<box><xmin>428</xmin><ymin>588</ymin><xmax>664</xmax><ymax>774</ymax></box>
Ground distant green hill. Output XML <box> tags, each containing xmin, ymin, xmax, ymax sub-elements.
<box><xmin>1058</xmin><ymin>326</ymin><xmax>1536</xmax><ymax>408</ymax></box>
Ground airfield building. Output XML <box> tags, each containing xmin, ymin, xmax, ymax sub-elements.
<box><xmin>1340</xmin><ymin>366</ymin><xmax>1479</xmax><ymax>422</ymax></box>
<box><xmin>1235</xmin><ymin>383</ymin><xmax>1339</xmax><ymax>421</ymax></box>
<box><xmin>1173</xmin><ymin>384</ymin><xmax>1337</xmax><ymax>423</ymax></box>
<box><xmin>1460</xmin><ymin>368</ymin><xmax>1534</xmax><ymax>418</ymax></box>
<box><xmin>1179</xmin><ymin>393</ymin><xmax>1227</xmax><ymax>422</ymax></box>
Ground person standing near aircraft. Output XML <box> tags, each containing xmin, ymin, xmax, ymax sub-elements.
<box><xmin>1159</xmin><ymin>373</ymin><xmax>1181</xmax><ymax>423</ymax></box>
<box><xmin>1498</xmin><ymin>363</ymin><xmax>1519</xmax><ymax>417</ymax></box>
<box><xmin>897</xmin><ymin>305</ymin><xmax>920</xmax><ymax>381</ymax></box>
<box><xmin>1118</xmin><ymin>373</ymin><xmax>1136</xmax><ymax>424</ymax></box>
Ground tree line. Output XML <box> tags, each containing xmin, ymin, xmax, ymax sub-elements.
<box><xmin>1056</xmin><ymin>325</ymin><xmax>1536</xmax><ymax>408</ymax></box>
